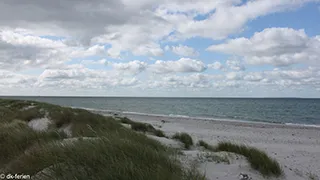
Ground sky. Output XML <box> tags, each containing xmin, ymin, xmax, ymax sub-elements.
<box><xmin>0</xmin><ymin>0</ymin><xmax>320</xmax><ymax>97</ymax></box>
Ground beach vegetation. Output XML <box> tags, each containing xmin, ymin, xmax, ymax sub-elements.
<box><xmin>172</xmin><ymin>132</ymin><xmax>193</xmax><ymax>149</ymax></box>
<box><xmin>197</xmin><ymin>140</ymin><xmax>215</xmax><ymax>151</ymax></box>
<box><xmin>154</xmin><ymin>129</ymin><xmax>166</xmax><ymax>137</ymax></box>
<box><xmin>215</xmin><ymin>142</ymin><xmax>283</xmax><ymax>177</ymax></box>
<box><xmin>307</xmin><ymin>172</ymin><xmax>319</xmax><ymax>180</ymax></box>
<box><xmin>0</xmin><ymin>99</ymin><xmax>205</xmax><ymax>180</ymax></box>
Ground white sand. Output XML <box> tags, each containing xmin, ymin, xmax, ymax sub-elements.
<box><xmin>123</xmin><ymin>113</ymin><xmax>320</xmax><ymax>180</ymax></box>
<box><xmin>28</xmin><ymin>118</ymin><xmax>52</xmax><ymax>132</ymax></box>
<box><xmin>59</xmin><ymin>124</ymin><xmax>72</xmax><ymax>137</ymax></box>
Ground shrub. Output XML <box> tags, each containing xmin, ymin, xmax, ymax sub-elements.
<box><xmin>215</xmin><ymin>142</ymin><xmax>283</xmax><ymax>177</ymax></box>
<box><xmin>173</xmin><ymin>133</ymin><xmax>193</xmax><ymax>149</ymax></box>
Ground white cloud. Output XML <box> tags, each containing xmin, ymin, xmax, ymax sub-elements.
<box><xmin>226</xmin><ymin>59</ymin><xmax>246</xmax><ymax>71</ymax></box>
<box><xmin>225</xmin><ymin>72</ymin><xmax>244</xmax><ymax>80</ymax></box>
<box><xmin>146</xmin><ymin>73</ymin><xmax>215</xmax><ymax>89</ymax></box>
<box><xmin>81</xmin><ymin>59</ymin><xmax>108</xmax><ymax>65</ymax></box>
<box><xmin>111</xmin><ymin>60</ymin><xmax>148</xmax><ymax>74</ymax></box>
<box><xmin>149</xmin><ymin>58</ymin><xmax>207</xmax><ymax>73</ymax></box>
<box><xmin>37</xmin><ymin>65</ymin><xmax>139</xmax><ymax>89</ymax></box>
<box><xmin>0</xmin><ymin>29</ymin><xmax>114</xmax><ymax>70</ymax></box>
<box><xmin>0</xmin><ymin>0</ymin><xmax>319</xmax><ymax>96</ymax></box>
<box><xmin>0</xmin><ymin>30</ymin><xmax>68</xmax><ymax>70</ymax></box>
<box><xmin>0</xmin><ymin>0</ymin><xmax>316</xmax><ymax>59</ymax></box>
<box><xmin>170</xmin><ymin>44</ymin><xmax>199</xmax><ymax>57</ymax></box>
<box><xmin>161</xmin><ymin>0</ymin><xmax>318</xmax><ymax>40</ymax></box>
<box><xmin>208</xmin><ymin>62</ymin><xmax>224</xmax><ymax>70</ymax></box>
<box><xmin>207</xmin><ymin>28</ymin><xmax>320</xmax><ymax>66</ymax></box>
<box><xmin>0</xmin><ymin>70</ymin><xmax>37</xmax><ymax>88</ymax></box>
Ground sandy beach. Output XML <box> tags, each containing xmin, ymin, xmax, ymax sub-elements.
<box><xmin>120</xmin><ymin>113</ymin><xmax>320</xmax><ymax>180</ymax></box>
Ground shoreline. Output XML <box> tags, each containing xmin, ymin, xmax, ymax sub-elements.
<box><xmin>122</xmin><ymin>112</ymin><xmax>320</xmax><ymax>180</ymax></box>
<box><xmin>76</xmin><ymin>106</ymin><xmax>320</xmax><ymax>129</ymax></box>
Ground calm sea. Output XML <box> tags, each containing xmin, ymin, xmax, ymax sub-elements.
<box><xmin>2</xmin><ymin>96</ymin><xmax>320</xmax><ymax>126</ymax></box>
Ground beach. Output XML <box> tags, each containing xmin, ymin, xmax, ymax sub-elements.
<box><xmin>121</xmin><ymin>112</ymin><xmax>320</xmax><ymax>180</ymax></box>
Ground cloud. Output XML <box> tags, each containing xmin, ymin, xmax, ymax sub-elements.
<box><xmin>81</xmin><ymin>59</ymin><xmax>108</xmax><ymax>65</ymax></box>
<box><xmin>161</xmin><ymin>0</ymin><xmax>318</xmax><ymax>40</ymax></box>
<box><xmin>207</xmin><ymin>28</ymin><xmax>320</xmax><ymax>66</ymax></box>
<box><xmin>111</xmin><ymin>60</ymin><xmax>148</xmax><ymax>74</ymax></box>
<box><xmin>0</xmin><ymin>70</ymin><xmax>37</xmax><ymax>88</ymax></box>
<box><xmin>170</xmin><ymin>44</ymin><xmax>199</xmax><ymax>57</ymax></box>
<box><xmin>0</xmin><ymin>29</ymin><xmax>114</xmax><ymax>70</ymax></box>
<box><xmin>0</xmin><ymin>30</ymin><xmax>68</xmax><ymax>70</ymax></box>
<box><xmin>37</xmin><ymin>65</ymin><xmax>139</xmax><ymax>89</ymax></box>
<box><xmin>208</xmin><ymin>62</ymin><xmax>224</xmax><ymax>70</ymax></box>
<box><xmin>226</xmin><ymin>59</ymin><xmax>246</xmax><ymax>71</ymax></box>
<box><xmin>0</xmin><ymin>0</ymin><xmax>319</xmax><ymax>96</ymax></box>
<box><xmin>0</xmin><ymin>0</ymin><xmax>316</xmax><ymax>59</ymax></box>
<box><xmin>149</xmin><ymin>58</ymin><xmax>207</xmax><ymax>73</ymax></box>
<box><xmin>146</xmin><ymin>73</ymin><xmax>215</xmax><ymax>89</ymax></box>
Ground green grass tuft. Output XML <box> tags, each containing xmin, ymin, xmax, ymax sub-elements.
<box><xmin>154</xmin><ymin>129</ymin><xmax>166</xmax><ymax>137</ymax></box>
<box><xmin>215</xmin><ymin>142</ymin><xmax>283</xmax><ymax>177</ymax></box>
<box><xmin>197</xmin><ymin>140</ymin><xmax>215</xmax><ymax>151</ymax></box>
<box><xmin>172</xmin><ymin>133</ymin><xmax>193</xmax><ymax>149</ymax></box>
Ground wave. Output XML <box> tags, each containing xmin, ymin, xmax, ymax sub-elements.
<box><xmin>169</xmin><ymin>114</ymin><xmax>190</xmax><ymax>118</ymax></box>
<box><xmin>285</xmin><ymin>123</ymin><xmax>320</xmax><ymax>128</ymax></box>
<box><xmin>72</xmin><ymin>106</ymin><xmax>320</xmax><ymax>128</ymax></box>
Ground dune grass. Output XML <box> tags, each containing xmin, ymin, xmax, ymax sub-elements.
<box><xmin>172</xmin><ymin>132</ymin><xmax>193</xmax><ymax>149</ymax></box>
<box><xmin>197</xmin><ymin>140</ymin><xmax>215</xmax><ymax>152</ymax></box>
<box><xmin>119</xmin><ymin>117</ymin><xmax>166</xmax><ymax>137</ymax></box>
<box><xmin>154</xmin><ymin>129</ymin><xmax>166</xmax><ymax>137</ymax></box>
<box><xmin>0</xmin><ymin>120</ymin><xmax>66</xmax><ymax>168</ymax></box>
<box><xmin>215</xmin><ymin>142</ymin><xmax>283</xmax><ymax>177</ymax></box>
<box><xmin>0</xmin><ymin>99</ymin><xmax>206</xmax><ymax>180</ymax></box>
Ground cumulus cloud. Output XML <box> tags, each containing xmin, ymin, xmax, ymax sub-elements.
<box><xmin>146</xmin><ymin>73</ymin><xmax>216</xmax><ymax>89</ymax></box>
<box><xmin>170</xmin><ymin>44</ymin><xmax>199</xmax><ymax>57</ymax></box>
<box><xmin>0</xmin><ymin>29</ymin><xmax>114</xmax><ymax>70</ymax></box>
<box><xmin>0</xmin><ymin>0</ymin><xmax>319</xmax><ymax>96</ymax></box>
<box><xmin>207</xmin><ymin>28</ymin><xmax>320</xmax><ymax>66</ymax></box>
<box><xmin>0</xmin><ymin>30</ymin><xmax>68</xmax><ymax>70</ymax></box>
<box><xmin>160</xmin><ymin>0</ymin><xmax>318</xmax><ymax>40</ymax></box>
<box><xmin>226</xmin><ymin>59</ymin><xmax>246</xmax><ymax>71</ymax></box>
<box><xmin>37</xmin><ymin>65</ymin><xmax>139</xmax><ymax>89</ymax></box>
<box><xmin>149</xmin><ymin>58</ymin><xmax>207</xmax><ymax>73</ymax></box>
<box><xmin>207</xmin><ymin>62</ymin><xmax>224</xmax><ymax>70</ymax></box>
<box><xmin>111</xmin><ymin>60</ymin><xmax>148</xmax><ymax>74</ymax></box>
<box><xmin>0</xmin><ymin>70</ymin><xmax>37</xmax><ymax>88</ymax></box>
<box><xmin>1</xmin><ymin>0</ymin><xmax>316</xmax><ymax>59</ymax></box>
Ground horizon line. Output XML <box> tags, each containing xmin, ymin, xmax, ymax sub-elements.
<box><xmin>0</xmin><ymin>95</ymin><xmax>319</xmax><ymax>99</ymax></box>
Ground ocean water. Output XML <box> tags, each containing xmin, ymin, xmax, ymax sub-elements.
<box><xmin>2</xmin><ymin>96</ymin><xmax>320</xmax><ymax>126</ymax></box>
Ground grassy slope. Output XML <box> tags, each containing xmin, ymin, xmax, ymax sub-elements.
<box><xmin>0</xmin><ymin>99</ymin><xmax>205</xmax><ymax>180</ymax></box>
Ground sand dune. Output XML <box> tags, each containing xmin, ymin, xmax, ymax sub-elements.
<box><xmin>123</xmin><ymin>113</ymin><xmax>320</xmax><ymax>180</ymax></box>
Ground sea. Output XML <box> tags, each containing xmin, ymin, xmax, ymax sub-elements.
<box><xmin>1</xmin><ymin>96</ymin><xmax>320</xmax><ymax>126</ymax></box>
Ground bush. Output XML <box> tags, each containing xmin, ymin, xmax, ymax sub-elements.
<box><xmin>173</xmin><ymin>133</ymin><xmax>193</xmax><ymax>149</ymax></box>
<box><xmin>197</xmin><ymin>140</ymin><xmax>215</xmax><ymax>151</ymax></box>
<box><xmin>215</xmin><ymin>142</ymin><xmax>283</xmax><ymax>177</ymax></box>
